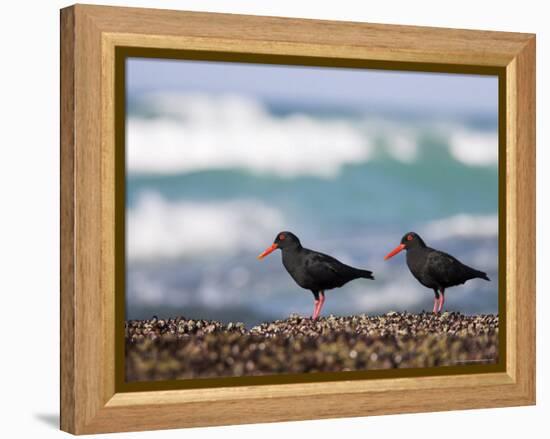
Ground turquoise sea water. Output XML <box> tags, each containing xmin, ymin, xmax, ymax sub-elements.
<box><xmin>125</xmin><ymin>93</ymin><xmax>499</xmax><ymax>327</ymax></box>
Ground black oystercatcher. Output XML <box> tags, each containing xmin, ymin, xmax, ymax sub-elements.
<box><xmin>384</xmin><ymin>232</ymin><xmax>490</xmax><ymax>313</ymax></box>
<box><xmin>257</xmin><ymin>231</ymin><xmax>374</xmax><ymax>319</ymax></box>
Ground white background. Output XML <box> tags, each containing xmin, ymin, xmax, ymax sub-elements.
<box><xmin>0</xmin><ymin>0</ymin><xmax>546</xmax><ymax>437</ymax></box>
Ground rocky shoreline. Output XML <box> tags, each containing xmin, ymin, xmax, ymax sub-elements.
<box><xmin>125</xmin><ymin>312</ymin><xmax>499</xmax><ymax>381</ymax></box>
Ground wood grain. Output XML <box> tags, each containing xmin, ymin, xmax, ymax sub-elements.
<box><xmin>60</xmin><ymin>4</ymin><xmax>536</xmax><ymax>434</ymax></box>
<box><xmin>85</xmin><ymin>4</ymin><xmax>530</xmax><ymax>66</ymax></box>
<box><xmin>60</xmin><ymin>6</ymin><xmax>75</xmax><ymax>433</ymax></box>
<box><xmin>512</xmin><ymin>37</ymin><xmax>536</xmax><ymax>397</ymax></box>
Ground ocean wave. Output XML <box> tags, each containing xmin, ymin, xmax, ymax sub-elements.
<box><xmin>127</xmin><ymin>192</ymin><xmax>285</xmax><ymax>260</ymax></box>
<box><xmin>127</xmin><ymin>93</ymin><xmax>497</xmax><ymax>178</ymax></box>
<box><xmin>449</xmin><ymin>130</ymin><xmax>498</xmax><ymax>166</ymax></box>
<box><xmin>127</xmin><ymin>93</ymin><xmax>370</xmax><ymax>178</ymax></box>
<box><xmin>353</xmin><ymin>273</ymin><xmax>429</xmax><ymax>311</ymax></box>
<box><xmin>422</xmin><ymin>214</ymin><xmax>498</xmax><ymax>240</ymax></box>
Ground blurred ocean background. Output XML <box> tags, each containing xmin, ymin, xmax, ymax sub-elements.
<box><xmin>125</xmin><ymin>59</ymin><xmax>499</xmax><ymax>327</ymax></box>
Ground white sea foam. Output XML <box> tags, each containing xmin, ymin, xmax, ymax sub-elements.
<box><xmin>128</xmin><ymin>93</ymin><xmax>371</xmax><ymax>178</ymax></box>
<box><xmin>127</xmin><ymin>193</ymin><xmax>285</xmax><ymax>260</ymax></box>
<box><xmin>127</xmin><ymin>93</ymin><xmax>498</xmax><ymax>177</ymax></box>
<box><xmin>354</xmin><ymin>274</ymin><xmax>428</xmax><ymax>311</ymax></box>
<box><xmin>448</xmin><ymin>130</ymin><xmax>498</xmax><ymax>166</ymax></box>
<box><xmin>385</xmin><ymin>132</ymin><xmax>418</xmax><ymax>163</ymax></box>
<box><xmin>422</xmin><ymin>214</ymin><xmax>498</xmax><ymax>240</ymax></box>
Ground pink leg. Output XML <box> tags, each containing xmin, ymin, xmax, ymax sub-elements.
<box><xmin>316</xmin><ymin>291</ymin><xmax>326</xmax><ymax>319</ymax></box>
<box><xmin>312</xmin><ymin>299</ymin><xmax>320</xmax><ymax>319</ymax></box>
<box><xmin>432</xmin><ymin>296</ymin><xmax>439</xmax><ymax>313</ymax></box>
<box><xmin>438</xmin><ymin>291</ymin><xmax>445</xmax><ymax>312</ymax></box>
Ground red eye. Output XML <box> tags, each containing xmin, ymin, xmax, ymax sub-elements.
<box><xmin>279</xmin><ymin>234</ymin><xmax>286</xmax><ymax>240</ymax></box>
<box><xmin>407</xmin><ymin>234</ymin><xmax>413</xmax><ymax>241</ymax></box>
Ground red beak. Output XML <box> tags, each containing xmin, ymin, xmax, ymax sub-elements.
<box><xmin>384</xmin><ymin>243</ymin><xmax>405</xmax><ymax>260</ymax></box>
<box><xmin>257</xmin><ymin>243</ymin><xmax>278</xmax><ymax>260</ymax></box>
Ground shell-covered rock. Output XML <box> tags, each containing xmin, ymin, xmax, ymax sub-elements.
<box><xmin>125</xmin><ymin>312</ymin><xmax>499</xmax><ymax>381</ymax></box>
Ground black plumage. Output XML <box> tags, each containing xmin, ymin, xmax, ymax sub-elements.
<box><xmin>384</xmin><ymin>232</ymin><xmax>490</xmax><ymax>313</ymax></box>
<box><xmin>258</xmin><ymin>231</ymin><xmax>374</xmax><ymax>319</ymax></box>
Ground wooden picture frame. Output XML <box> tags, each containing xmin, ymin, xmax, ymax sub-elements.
<box><xmin>60</xmin><ymin>4</ymin><xmax>536</xmax><ymax>434</ymax></box>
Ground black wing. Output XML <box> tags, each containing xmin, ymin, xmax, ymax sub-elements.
<box><xmin>302</xmin><ymin>250</ymin><xmax>369</xmax><ymax>289</ymax></box>
<box><xmin>426</xmin><ymin>250</ymin><xmax>486</xmax><ymax>287</ymax></box>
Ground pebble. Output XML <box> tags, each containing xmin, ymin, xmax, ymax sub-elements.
<box><xmin>125</xmin><ymin>312</ymin><xmax>499</xmax><ymax>381</ymax></box>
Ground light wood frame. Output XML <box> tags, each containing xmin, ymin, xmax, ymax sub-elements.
<box><xmin>60</xmin><ymin>4</ymin><xmax>536</xmax><ymax>434</ymax></box>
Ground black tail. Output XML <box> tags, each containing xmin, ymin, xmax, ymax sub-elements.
<box><xmin>474</xmin><ymin>269</ymin><xmax>490</xmax><ymax>281</ymax></box>
<box><xmin>357</xmin><ymin>269</ymin><xmax>375</xmax><ymax>280</ymax></box>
